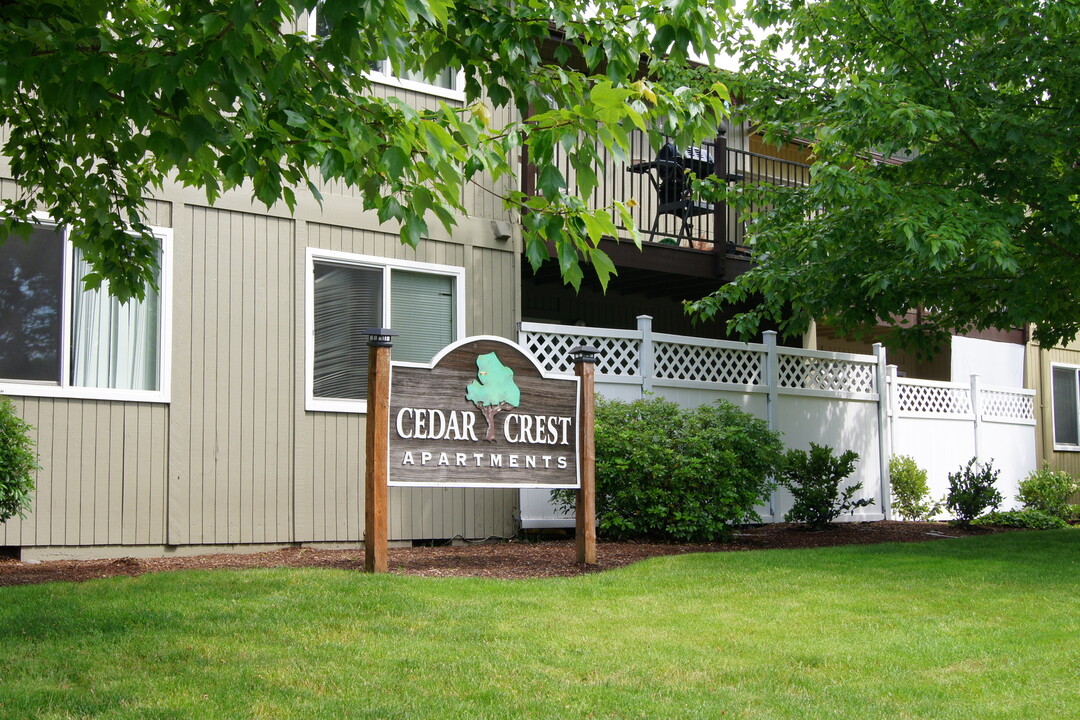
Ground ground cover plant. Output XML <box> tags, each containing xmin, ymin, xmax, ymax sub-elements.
<box><xmin>0</xmin><ymin>531</ymin><xmax>1076</xmax><ymax>719</ymax></box>
<box><xmin>553</xmin><ymin>397</ymin><xmax>783</xmax><ymax>541</ymax></box>
<box><xmin>971</xmin><ymin>510</ymin><xmax>1068</xmax><ymax>531</ymax></box>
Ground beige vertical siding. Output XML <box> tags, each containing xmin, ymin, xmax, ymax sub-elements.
<box><xmin>468</xmin><ymin>245</ymin><xmax>519</xmax><ymax>338</ymax></box>
<box><xmin>293</xmin><ymin>411</ymin><xmax>363</xmax><ymax>543</ymax></box>
<box><xmin>3</xmin><ymin>131</ymin><xmax>520</xmax><ymax>551</ymax></box>
<box><xmin>167</xmin><ymin>206</ymin><xmax>296</xmax><ymax>545</ymax></box>
<box><xmin>1026</xmin><ymin>340</ymin><xmax>1080</xmax><ymax>480</ymax></box>
<box><xmin>0</xmin><ymin>398</ymin><xmax>169</xmax><ymax>547</ymax></box>
<box><xmin>144</xmin><ymin>199</ymin><xmax>173</xmax><ymax>228</ymax></box>
<box><xmin>5</xmin><ymin>204</ymin><xmax>518</xmax><ymax>552</ymax></box>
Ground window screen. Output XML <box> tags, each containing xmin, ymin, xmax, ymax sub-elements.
<box><xmin>1052</xmin><ymin>366</ymin><xmax>1079</xmax><ymax>446</ymax></box>
<box><xmin>312</xmin><ymin>262</ymin><xmax>382</xmax><ymax>400</ymax></box>
<box><xmin>0</xmin><ymin>227</ymin><xmax>66</xmax><ymax>383</ymax></box>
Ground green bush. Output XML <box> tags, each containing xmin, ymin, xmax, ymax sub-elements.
<box><xmin>0</xmin><ymin>397</ymin><xmax>38</xmax><ymax>522</ymax></box>
<box><xmin>551</xmin><ymin>397</ymin><xmax>783</xmax><ymax>542</ymax></box>
<box><xmin>970</xmin><ymin>509</ymin><xmax>1069</xmax><ymax>530</ymax></box>
<box><xmin>1017</xmin><ymin>465</ymin><xmax>1078</xmax><ymax>519</ymax></box>
<box><xmin>778</xmin><ymin>443</ymin><xmax>873</xmax><ymax>530</ymax></box>
<box><xmin>1067</xmin><ymin>505</ymin><xmax>1080</xmax><ymax>524</ymax></box>
<box><xmin>945</xmin><ymin>458</ymin><xmax>1002</xmax><ymax>525</ymax></box>
<box><xmin>889</xmin><ymin>455</ymin><xmax>943</xmax><ymax>521</ymax></box>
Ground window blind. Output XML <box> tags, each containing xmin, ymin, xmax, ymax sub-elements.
<box><xmin>390</xmin><ymin>270</ymin><xmax>455</xmax><ymax>363</ymax></box>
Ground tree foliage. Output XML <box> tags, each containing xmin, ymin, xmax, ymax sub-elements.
<box><xmin>689</xmin><ymin>0</ymin><xmax>1080</xmax><ymax>352</ymax></box>
<box><xmin>0</xmin><ymin>0</ymin><xmax>731</xmax><ymax>301</ymax></box>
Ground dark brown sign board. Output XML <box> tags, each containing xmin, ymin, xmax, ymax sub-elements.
<box><xmin>388</xmin><ymin>336</ymin><xmax>580</xmax><ymax>488</ymax></box>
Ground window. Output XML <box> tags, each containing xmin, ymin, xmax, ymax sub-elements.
<box><xmin>1051</xmin><ymin>364</ymin><xmax>1080</xmax><ymax>450</ymax></box>
<box><xmin>367</xmin><ymin>60</ymin><xmax>463</xmax><ymax>100</ymax></box>
<box><xmin>0</xmin><ymin>222</ymin><xmax>171</xmax><ymax>402</ymax></box>
<box><xmin>306</xmin><ymin>7</ymin><xmax>464</xmax><ymax>101</ymax></box>
<box><xmin>305</xmin><ymin>249</ymin><xmax>464</xmax><ymax>413</ymax></box>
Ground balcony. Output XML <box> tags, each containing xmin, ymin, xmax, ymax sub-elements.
<box><xmin>522</xmin><ymin>131</ymin><xmax>811</xmax><ymax>289</ymax></box>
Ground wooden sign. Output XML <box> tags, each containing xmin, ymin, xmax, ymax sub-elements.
<box><xmin>388</xmin><ymin>336</ymin><xmax>580</xmax><ymax>488</ymax></box>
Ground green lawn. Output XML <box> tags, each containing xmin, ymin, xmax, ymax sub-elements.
<box><xmin>1</xmin><ymin>531</ymin><xmax>1077</xmax><ymax>720</ymax></box>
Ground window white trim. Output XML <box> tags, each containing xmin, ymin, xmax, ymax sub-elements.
<box><xmin>303</xmin><ymin>9</ymin><xmax>465</xmax><ymax>103</ymax></box>
<box><xmin>1050</xmin><ymin>362</ymin><xmax>1080</xmax><ymax>452</ymax></box>
<box><xmin>0</xmin><ymin>220</ymin><xmax>173</xmax><ymax>403</ymax></box>
<box><xmin>365</xmin><ymin>65</ymin><xmax>466</xmax><ymax>103</ymax></box>
<box><xmin>305</xmin><ymin>248</ymin><xmax>466</xmax><ymax>414</ymax></box>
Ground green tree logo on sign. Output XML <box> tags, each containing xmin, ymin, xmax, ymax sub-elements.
<box><xmin>465</xmin><ymin>352</ymin><xmax>520</xmax><ymax>442</ymax></box>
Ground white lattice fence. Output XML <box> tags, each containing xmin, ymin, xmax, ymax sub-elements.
<box><xmin>980</xmin><ymin>388</ymin><xmax>1036</xmax><ymax>422</ymax></box>
<box><xmin>896</xmin><ymin>381</ymin><xmax>973</xmax><ymax>415</ymax></box>
<box><xmin>518</xmin><ymin>318</ymin><xmax>1036</xmax><ymax>528</ymax></box>
<box><xmin>518</xmin><ymin>327</ymin><xmax>640</xmax><ymax>376</ymax></box>
<box><xmin>519</xmin><ymin>320</ymin><xmax>882</xmax><ymax>395</ymax></box>
<box><xmin>654</xmin><ymin>341</ymin><xmax>763</xmax><ymax>385</ymax></box>
<box><xmin>777</xmin><ymin>353</ymin><xmax>878</xmax><ymax>394</ymax></box>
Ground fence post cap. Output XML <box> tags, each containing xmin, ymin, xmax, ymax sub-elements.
<box><xmin>363</xmin><ymin>328</ymin><xmax>398</xmax><ymax>347</ymax></box>
<box><xmin>569</xmin><ymin>346</ymin><xmax>601</xmax><ymax>364</ymax></box>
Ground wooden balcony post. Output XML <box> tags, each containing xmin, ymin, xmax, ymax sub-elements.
<box><xmin>714</xmin><ymin>129</ymin><xmax>728</xmax><ymax>276</ymax></box>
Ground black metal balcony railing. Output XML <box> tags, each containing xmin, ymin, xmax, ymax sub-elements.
<box><xmin>532</xmin><ymin>132</ymin><xmax>811</xmax><ymax>257</ymax></box>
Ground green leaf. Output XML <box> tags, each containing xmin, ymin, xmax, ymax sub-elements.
<box><xmin>588</xmin><ymin>247</ymin><xmax>618</xmax><ymax>291</ymax></box>
<box><xmin>381</xmin><ymin>146</ymin><xmax>410</xmax><ymax>179</ymax></box>
<box><xmin>536</xmin><ymin>165</ymin><xmax>566</xmax><ymax>200</ymax></box>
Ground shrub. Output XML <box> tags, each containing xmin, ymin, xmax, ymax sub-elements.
<box><xmin>889</xmin><ymin>455</ymin><xmax>943</xmax><ymax>521</ymax></box>
<box><xmin>778</xmin><ymin>443</ymin><xmax>873</xmax><ymax>530</ymax></box>
<box><xmin>551</xmin><ymin>397</ymin><xmax>783</xmax><ymax>542</ymax></box>
<box><xmin>1067</xmin><ymin>505</ymin><xmax>1080</xmax><ymax>524</ymax></box>
<box><xmin>1016</xmin><ymin>465</ymin><xmax>1078</xmax><ymax>519</ymax></box>
<box><xmin>945</xmin><ymin>458</ymin><xmax>1002</xmax><ymax>525</ymax></box>
<box><xmin>970</xmin><ymin>509</ymin><xmax>1069</xmax><ymax>530</ymax></box>
<box><xmin>0</xmin><ymin>397</ymin><xmax>38</xmax><ymax>523</ymax></box>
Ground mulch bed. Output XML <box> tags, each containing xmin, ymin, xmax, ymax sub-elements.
<box><xmin>0</xmin><ymin>521</ymin><xmax>1009</xmax><ymax>587</ymax></box>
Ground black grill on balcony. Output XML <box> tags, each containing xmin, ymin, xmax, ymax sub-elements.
<box><xmin>630</xmin><ymin>142</ymin><xmax>717</xmax><ymax>245</ymax></box>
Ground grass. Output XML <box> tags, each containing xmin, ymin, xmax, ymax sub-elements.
<box><xmin>0</xmin><ymin>531</ymin><xmax>1077</xmax><ymax>719</ymax></box>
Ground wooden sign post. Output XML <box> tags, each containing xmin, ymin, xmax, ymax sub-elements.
<box><xmin>572</xmin><ymin>346</ymin><xmax>599</xmax><ymax>565</ymax></box>
<box><xmin>364</xmin><ymin>328</ymin><xmax>395</xmax><ymax>573</ymax></box>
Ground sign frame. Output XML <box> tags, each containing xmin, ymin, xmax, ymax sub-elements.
<box><xmin>386</xmin><ymin>335</ymin><xmax>581</xmax><ymax>490</ymax></box>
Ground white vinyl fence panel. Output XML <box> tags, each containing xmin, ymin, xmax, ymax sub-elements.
<box><xmin>888</xmin><ymin>372</ymin><xmax>1035</xmax><ymax>516</ymax></box>
<box><xmin>518</xmin><ymin>316</ymin><xmax>1037</xmax><ymax>528</ymax></box>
